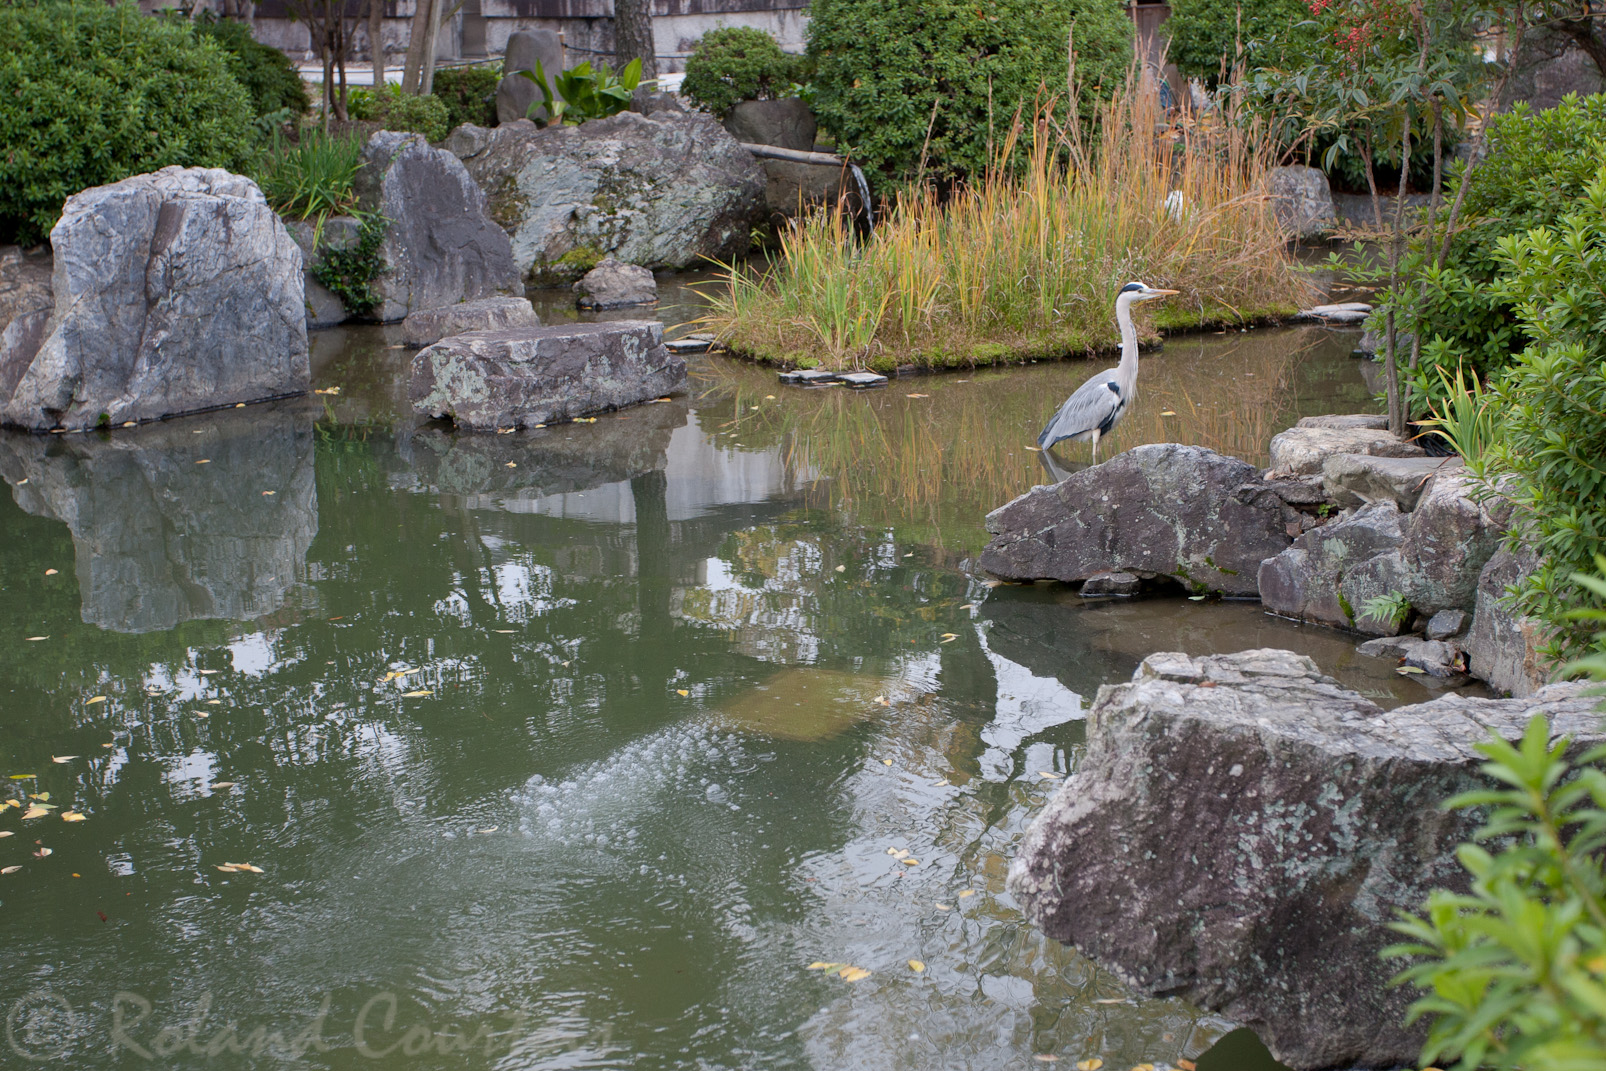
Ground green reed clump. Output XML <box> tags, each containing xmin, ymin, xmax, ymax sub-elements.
<box><xmin>704</xmin><ymin>84</ymin><xmax>1312</xmax><ymax>372</ymax></box>
<box><xmin>255</xmin><ymin>129</ymin><xmax>365</xmax><ymax>240</ymax></box>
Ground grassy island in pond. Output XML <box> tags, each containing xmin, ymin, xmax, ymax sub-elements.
<box><xmin>705</xmin><ymin>90</ymin><xmax>1313</xmax><ymax>372</ymax></box>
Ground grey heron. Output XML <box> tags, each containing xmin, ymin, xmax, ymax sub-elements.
<box><xmin>1037</xmin><ymin>281</ymin><xmax>1178</xmax><ymax>465</ymax></box>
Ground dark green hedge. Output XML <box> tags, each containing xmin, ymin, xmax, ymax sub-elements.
<box><xmin>1163</xmin><ymin>0</ymin><xmax>1321</xmax><ymax>84</ymax></box>
<box><xmin>0</xmin><ymin>1</ymin><xmax>255</xmax><ymax>246</ymax></box>
<box><xmin>432</xmin><ymin>65</ymin><xmax>501</xmax><ymax>130</ymax></box>
<box><xmin>805</xmin><ymin>0</ymin><xmax>1133</xmax><ymax>189</ymax></box>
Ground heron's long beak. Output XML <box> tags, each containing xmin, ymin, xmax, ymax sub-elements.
<box><xmin>1142</xmin><ymin>288</ymin><xmax>1180</xmax><ymax>299</ymax></box>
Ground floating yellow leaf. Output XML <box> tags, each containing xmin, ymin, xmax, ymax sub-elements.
<box><xmin>1093</xmin><ymin>998</ymin><xmax>1125</xmax><ymax>1005</ymax></box>
<box><xmin>44</xmin><ymin>568</ymin><xmax>57</xmax><ymax>576</ymax></box>
<box><xmin>196</xmin><ymin>458</ymin><xmax>210</xmax><ymax>465</ymax></box>
<box><xmin>901</xmin><ymin>858</ymin><xmax>919</xmax><ymax>866</ymax></box>
<box><xmin>215</xmin><ymin>864</ymin><xmax>239</xmax><ymax>873</ymax></box>
<box><xmin>806</xmin><ymin>962</ymin><xmax>842</xmax><ymax>971</ymax></box>
<box><xmin>4</xmin><ymin>798</ymin><xmax>20</xmax><ymax>806</ymax></box>
<box><xmin>959</xmin><ymin>603</ymin><xmax>977</xmax><ymax>610</ymax></box>
<box><xmin>493</xmin><ymin>629</ymin><xmax>515</xmax><ymax>634</ymax></box>
<box><xmin>61</xmin><ymin>811</ymin><xmax>85</xmax><ymax>822</ymax></box>
<box><xmin>101</xmin><ymin>742</ymin><xmax>114</xmax><ymax>748</ymax></box>
<box><xmin>401</xmin><ymin>690</ymin><xmax>433</xmax><ymax>698</ymax></box>
<box><xmin>313</xmin><ymin>386</ymin><xmax>341</xmax><ymax>394</ymax></box>
<box><xmin>0</xmin><ymin>831</ymin><xmax>11</xmax><ymax>837</ymax></box>
<box><xmin>223</xmin><ymin>862</ymin><xmax>263</xmax><ymax>873</ymax></box>
<box><xmin>1397</xmin><ymin>666</ymin><xmax>1426</xmax><ymax>675</ymax></box>
<box><xmin>882</xmin><ymin>758</ymin><xmax>893</xmax><ymax>766</ymax></box>
<box><xmin>30</xmin><ymin>792</ymin><xmax>49</xmax><ymax>801</ymax></box>
<box><xmin>8</xmin><ymin>776</ymin><xmax>34</xmax><ymax>782</ymax></box>
<box><xmin>838</xmin><ymin>966</ymin><xmax>871</xmax><ymax>982</ymax></box>
<box><xmin>1177</xmin><ymin>1061</ymin><xmax>1197</xmax><ymax>1071</ymax></box>
<box><xmin>86</xmin><ymin>696</ymin><xmax>107</xmax><ymax>705</ymax></box>
<box><xmin>875</xmin><ymin>696</ymin><xmax>890</xmax><ymax>706</ymax></box>
<box><xmin>22</xmin><ymin>806</ymin><xmax>49</xmax><ymax>820</ymax></box>
<box><xmin>833</xmin><ymin>565</ymin><xmax>846</xmax><ymax>573</ymax></box>
<box><xmin>940</xmin><ymin>633</ymin><xmax>958</xmax><ymax>642</ymax></box>
<box><xmin>505</xmin><ymin>462</ymin><xmax>517</xmax><ymax>468</ymax></box>
<box><xmin>676</xmin><ymin>689</ymin><xmax>689</xmax><ymax>697</ymax></box>
<box><xmin>0</xmin><ymin>865</ymin><xmax>20</xmax><ymax>874</ymax></box>
<box><xmin>905</xmin><ymin>392</ymin><xmax>929</xmax><ymax>398</ymax></box>
<box><xmin>1039</xmin><ymin>771</ymin><xmax>1062</xmax><ymax>780</ymax></box>
<box><xmin>908</xmin><ymin>960</ymin><xmax>925</xmax><ymax>972</ymax></box>
<box><xmin>210</xmin><ymin>782</ymin><xmax>236</xmax><ymax>789</ymax></box>
<box><xmin>959</xmin><ymin>890</ymin><xmax>977</xmax><ymax>898</ymax></box>
<box><xmin>25</xmin><ymin>636</ymin><xmax>47</xmax><ymax>642</ymax></box>
<box><xmin>262</xmin><ymin>490</ymin><xmax>276</xmax><ymax>496</ymax></box>
<box><xmin>206</xmin><ymin>699</ymin><xmax>222</xmax><ymax>705</ymax></box>
<box><xmin>1075</xmin><ymin>1061</ymin><xmax>1102</xmax><ymax>1071</ymax></box>
<box><xmin>1130</xmin><ymin>1064</ymin><xmax>1155</xmax><ymax>1071</ymax></box>
<box><xmin>52</xmin><ymin>756</ymin><xmax>77</xmax><ymax>763</ymax></box>
<box><xmin>33</xmin><ymin>847</ymin><xmax>51</xmax><ymax>857</ymax></box>
<box><xmin>935</xmin><ymin>904</ymin><xmax>951</xmax><ymax>911</ymax></box>
<box><xmin>1161</xmin><ymin>410</ymin><xmax>1178</xmax><ymax>417</ymax></box>
<box><xmin>1033</xmin><ymin>1058</ymin><xmax>1058</xmax><ymax>1065</ymax></box>
<box><xmin>195</xmin><ymin>712</ymin><xmax>208</xmax><ymax>718</ymax></box>
<box><xmin>200</xmin><ymin>669</ymin><xmax>219</xmax><ymax>675</ymax></box>
<box><xmin>888</xmin><ymin>848</ymin><xmax>909</xmax><ymax>860</ymax></box>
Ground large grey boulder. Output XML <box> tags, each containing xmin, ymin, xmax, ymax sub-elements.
<box><xmin>1007</xmin><ymin>648</ymin><xmax>1600</xmax><ymax>1070</ymax></box>
<box><xmin>0</xmin><ymin>403</ymin><xmax>317</xmax><ymax>633</ymax></box>
<box><xmin>409</xmin><ymin>320</ymin><xmax>685</xmax><ymax>430</ymax></box>
<box><xmin>1267</xmin><ymin>164</ymin><xmax>1338</xmax><ymax>238</ymax></box>
<box><xmin>401</xmin><ymin>296</ymin><xmax>541</xmax><ymax>348</ymax></box>
<box><xmin>355</xmin><ymin>132</ymin><xmax>522</xmax><ymax>323</ymax></box>
<box><xmin>2</xmin><ymin>167</ymin><xmax>308</xmax><ymax>431</ymax></box>
<box><xmin>454</xmin><ymin>110</ymin><xmax>766</xmax><ymax>282</ymax></box>
<box><xmin>1267</xmin><ymin>421</ymin><xmax>1424</xmax><ymax>476</ymax></box>
<box><xmin>495</xmin><ymin>30</ymin><xmax>563</xmax><ymax>125</ymax></box>
<box><xmin>284</xmin><ymin>215</ymin><xmax>361</xmax><ymax>328</ymax></box>
<box><xmin>1258</xmin><ymin>500</ymin><xmax>1406</xmax><ymax>632</ymax></box>
<box><xmin>574</xmin><ymin>257</ymin><xmax>657</xmax><ymax>308</ymax></box>
<box><xmin>724</xmin><ymin>98</ymin><xmax>817</xmax><ymax>151</ymax></box>
<box><xmin>980</xmin><ymin>444</ymin><xmax>1292</xmax><ymax>596</ymax></box>
<box><xmin>1467</xmin><ymin>546</ymin><xmax>1551</xmax><ymax>696</ymax></box>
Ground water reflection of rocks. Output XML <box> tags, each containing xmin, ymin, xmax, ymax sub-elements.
<box><xmin>0</xmin><ymin>403</ymin><xmax>317</xmax><ymax>632</ymax></box>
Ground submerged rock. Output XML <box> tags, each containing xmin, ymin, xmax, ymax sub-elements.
<box><xmin>981</xmin><ymin>445</ymin><xmax>1291</xmax><ymax>596</ymax></box>
<box><xmin>574</xmin><ymin>257</ymin><xmax>657</xmax><ymax>309</ymax></box>
<box><xmin>356</xmin><ymin>131</ymin><xmax>522</xmax><ymax>323</ymax></box>
<box><xmin>409</xmin><ymin>321</ymin><xmax>685</xmax><ymax>430</ymax></box>
<box><xmin>401</xmin><ymin>296</ymin><xmax>542</xmax><ymax>348</ymax></box>
<box><xmin>2</xmin><ymin>167</ymin><xmax>308</xmax><ymax>431</ymax></box>
<box><xmin>1080</xmin><ymin>570</ymin><xmax>1142</xmax><ymax>596</ymax></box>
<box><xmin>1007</xmin><ymin>648</ymin><xmax>1600</xmax><ymax>1070</ymax></box>
<box><xmin>453</xmin><ymin>110</ymin><xmax>765</xmax><ymax>281</ymax></box>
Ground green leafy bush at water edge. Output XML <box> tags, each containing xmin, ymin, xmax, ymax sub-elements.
<box><xmin>682</xmin><ymin>26</ymin><xmax>801</xmax><ymax>118</ymax></box>
<box><xmin>804</xmin><ymin>0</ymin><xmax>1133</xmax><ymax>189</ymax></box>
<box><xmin>192</xmin><ymin>11</ymin><xmax>309</xmax><ymax>119</ymax></box>
<box><xmin>313</xmin><ymin>217</ymin><xmax>388</xmax><ymax>316</ymax></box>
<box><xmin>347</xmin><ymin>84</ymin><xmax>451</xmax><ymax>143</ymax></box>
<box><xmin>0</xmin><ymin>0</ymin><xmax>255</xmax><ymax>246</ymax></box>
<box><xmin>432</xmin><ymin>64</ymin><xmax>500</xmax><ymax>130</ymax></box>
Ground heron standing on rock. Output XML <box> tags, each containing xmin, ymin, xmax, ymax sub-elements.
<box><xmin>1038</xmin><ymin>281</ymin><xmax>1177</xmax><ymax>465</ymax></box>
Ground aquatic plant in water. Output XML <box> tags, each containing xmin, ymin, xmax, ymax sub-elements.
<box><xmin>703</xmin><ymin>84</ymin><xmax>1311</xmax><ymax>372</ymax></box>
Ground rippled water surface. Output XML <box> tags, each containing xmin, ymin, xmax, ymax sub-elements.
<box><xmin>0</xmin><ymin>298</ymin><xmax>1431</xmax><ymax>1069</ymax></box>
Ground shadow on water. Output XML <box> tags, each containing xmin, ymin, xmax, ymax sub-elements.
<box><xmin>0</xmin><ymin>301</ymin><xmax>1417</xmax><ymax>1070</ymax></box>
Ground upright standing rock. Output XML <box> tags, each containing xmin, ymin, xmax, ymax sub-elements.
<box><xmin>724</xmin><ymin>98</ymin><xmax>817</xmax><ymax>151</ymax></box>
<box><xmin>356</xmin><ymin>132</ymin><xmax>522</xmax><ymax>323</ymax></box>
<box><xmin>495</xmin><ymin>29</ymin><xmax>563</xmax><ymax>125</ymax></box>
<box><xmin>2</xmin><ymin>167</ymin><xmax>308</xmax><ymax>431</ymax></box>
<box><xmin>1008</xmin><ymin>648</ymin><xmax>1600</xmax><ymax>1070</ymax></box>
<box><xmin>1266</xmin><ymin>164</ymin><xmax>1337</xmax><ymax>239</ymax></box>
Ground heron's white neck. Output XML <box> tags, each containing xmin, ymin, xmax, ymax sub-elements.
<box><xmin>1115</xmin><ymin>295</ymin><xmax>1141</xmax><ymax>396</ymax></box>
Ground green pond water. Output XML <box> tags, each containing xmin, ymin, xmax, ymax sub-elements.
<box><xmin>0</xmin><ymin>301</ymin><xmax>1449</xmax><ymax>1069</ymax></box>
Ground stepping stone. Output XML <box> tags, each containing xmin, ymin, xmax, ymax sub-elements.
<box><xmin>1295</xmin><ymin>302</ymin><xmax>1373</xmax><ymax>324</ymax></box>
<box><xmin>665</xmin><ymin>337</ymin><xmax>712</xmax><ymax>355</ymax></box>
<box><xmin>779</xmin><ymin>369</ymin><xmax>839</xmax><ymax>385</ymax></box>
<box><xmin>838</xmin><ymin>371</ymin><xmax>889</xmax><ymax>389</ymax></box>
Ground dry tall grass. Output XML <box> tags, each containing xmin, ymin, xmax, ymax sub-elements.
<box><xmin>704</xmin><ymin>83</ymin><xmax>1315</xmax><ymax>372</ymax></box>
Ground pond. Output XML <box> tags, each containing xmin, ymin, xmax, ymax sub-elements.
<box><xmin>0</xmin><ymin>300</ymin><xmax>1436</xmax><ymax>1070</ymax></box>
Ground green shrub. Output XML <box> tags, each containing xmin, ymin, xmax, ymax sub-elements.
<box><xmin>1481</xmin><ymin>177</ymin><xmax>1606</xmax><ymax>663</ymax></box>
<box><xmin>682</xmin><ymin>26</ymin><xmax>800</xmax><ymax>118</ymax></box>
<box><xmin>517</xmin><ymin>58</ymin><xmax>641</xmax><ymax>125</ymax></box>
<box><xmin>1164</xmin><ymin>0</ymin><xmax>1321</xmax><ymax>84</ymax></box>
<box><xmin>313</xmin><ymin>216</ymin><xmax>388</xmax><ymax>316</ymax></box>
<box><xmin>1385</xmin><ymin>95</ymin><xmax>1606</xmax><ymax>412</ymax></box>
<box><xmin>347</xmin><ymin>84</ymin><xmax>451</xmax><ymax>143</ymax></box>
<box><xmin>432</xmin><ymin>63</ymin><xmax>500</xmax><ymax>130</ymax></box>
<box><xmin>193</xmin><ymin>12</ymin><xmax>309</xmax><ymax>119</ymax></box>
<box><xmin>0</xmin><ymin>0</ymin><xmax>255</xmax><ymax>246</ymax></box>
<box><xmin>805</xmin><ymin>0</ymin><xmax>1133</xmax><ymax>189</ymax></box>
<box><xmin>1386</xmin><ymin>705</ymin><xmax>1606</xmax><ymax>1071</ymax></box>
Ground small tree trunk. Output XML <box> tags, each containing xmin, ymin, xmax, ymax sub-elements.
<box><xmin>614</xmin><ymin>0</ymin><xmax>657</xmax><ymax>81</ymax></box>
<box><xmin>368</xmin><ymin>0</ymin><xmax>385</xmax><ymax>88</ymax></box>
<box><xmin>402</xmin><ymin>0</ymin><xmax>436</xmax><ymax>93</ymax></box>
<box><xmin>334</xmin><ymin>16</ymin><xmax>350</xmax><ymax>121</ymax></box>
<box><xmin>418</xmin><ymin>0</ymin><xmax>444</xmax><ymax>94</ymax></box>
<box><xmin>1384</xmin><ymin>114</ymin><xmax>1412</xmax><ymax>436</ymax></box>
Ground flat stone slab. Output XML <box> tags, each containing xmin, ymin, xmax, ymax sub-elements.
<box><xmin>1296</xmin><ymin>413</ymin><xmax>1388</xmax><ymax>431</ymax></box>
<box><xmin>409</xmin><ymin>320</ymin><xmax>685</xmax><ymax>431</ymax></box>
<box><xmin>1268</xmin><ymin>424</ymin><xmax>1424</xmax><ymax>476</ymax></box>
<box><xmin>1322</xmin><ymin>453</ymin><xmax>1460</xmax><ymax>511</ymax></box>
<box><xmin>1080</xmin><ymin>570</ymin><xmax>1141</xmax><ymax>596</ymax></box>
<box><xmin>664</xmin><ymin>337</ymin><xmax>712</xmax><ymax>355</ymax></box>
<box><xmin>1007</xmin><ymin>647</ymin><xmax>1599</xmax><ymax>1070</ymax></box>
<box><xmin>1295</xmin><ymin>302</ymin><xmax>1372</xmax><ymax>323</ymax></box>
<box><xmin>401</xmin><ymin>296</ymin><xmax>542</xmax><ymax>348</ymax></box>
<box><xmin>779</xmin><ymin>368</ymin><xmax>839</xmax><ymax>385</ymax></box>
<box><xmin>838</xmin><ymin>371</ymin><xmax>888</xmax><ymax>388</ymax></box>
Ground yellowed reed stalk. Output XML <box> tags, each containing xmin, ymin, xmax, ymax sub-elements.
<box><xmin>703</xmin><ymin>81</ymin><xmax>1315</xmax><ymax>373</ymax></box>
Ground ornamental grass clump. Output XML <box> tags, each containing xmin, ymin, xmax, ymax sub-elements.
<box><xmin>703</xmin><ymin>84</ymin><xmax>1309</xmax><ymax>372</ymax></box>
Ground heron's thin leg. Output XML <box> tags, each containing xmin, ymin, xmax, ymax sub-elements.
<box><xmin>1090</xmin><ymin>427</ymin><xmax>1100</xmax><ymax>464</ymax></box>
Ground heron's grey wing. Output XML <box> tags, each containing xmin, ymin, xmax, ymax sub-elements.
<box><xmin>1038</xmin><ymin>372</ymin><xmax>1122</xmax><ymax>449</ymax></box>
